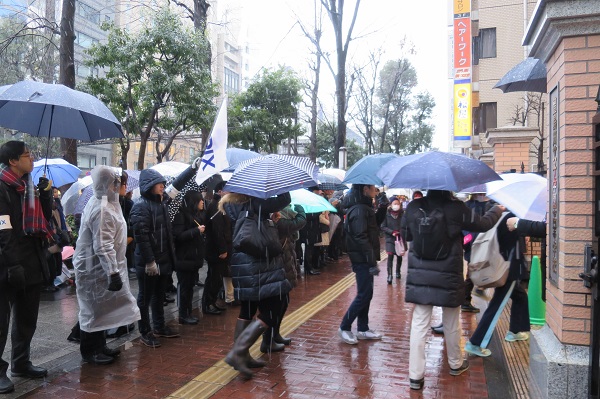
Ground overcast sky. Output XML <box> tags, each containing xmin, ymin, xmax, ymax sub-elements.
<box><xmin>220</xmin><ymin>0</ymin><xmax>451</xmax><ymax>150</ymax></box>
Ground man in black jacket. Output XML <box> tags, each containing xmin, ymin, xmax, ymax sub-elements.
<box><xmin>0</xmin><ymin>141</ymin><xmax>53</xmax><ymax>394</ymax></box>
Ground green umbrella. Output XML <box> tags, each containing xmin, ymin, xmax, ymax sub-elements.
<box><xmin>290</xmin><ymin>189</ymin><xmax>336</xmax><ymax>214</ymax></box>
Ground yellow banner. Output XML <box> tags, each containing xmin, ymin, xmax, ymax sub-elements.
<box><xmin>453</xmin><ymin>83</ymin><xmax>471</xmax><ymax>141</ymax></box>
<box><xmin>453</xmin><ymin>0</ymin><xmax>471</xmax><ymax>16</ymax></box>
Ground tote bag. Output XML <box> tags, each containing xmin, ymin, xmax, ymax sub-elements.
<box><xmin>394</xmin><ymin>236</ymin><xmax>406</xmax><ymax>257</ymax></box>
<box><xmin>233</xmin><ymin>210</ymin><xmax>282</xmax><ymax>259</ymax></box>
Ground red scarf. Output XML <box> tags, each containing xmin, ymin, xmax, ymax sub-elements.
<box><xmin>0</xmin><ymin>164</ymin><xmax>53</xmax><ymax>239</ymax></box>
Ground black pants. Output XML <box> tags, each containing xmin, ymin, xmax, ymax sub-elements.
<box><xmin>80</xmin><ymin>330</ymin><xmax>106</xmax><ymax>357</ymax></box>
<box><xmin>0</xmin><ymin>282</ymin><xmax>42</xmax><ymax>374</ymax></box>
<box><xmin>135</xmin><ymin>269</ymin><xmax>168</xmax><ymax>335</ymax></box>
<box><xmin>177</xmin><ymin>270</ymin><xmax>196</xmax><ymax>318</ymax></box>
<box><xmin>304</xmin><ymin>243</ymin><xmax>319</xmax><ymax>272</ymax></box>
<box><xmin>202</xmin><ymin>261</ymin><xmax>224</xmax><ymax>310</ymax></box>
<box><xmin>386</xmin><ymin>254</ymin><xmax>402</xmax><ymax>276</ymax></box>
<box><xmin>238</xmin><ymin>295</ymin><xmax>286</xmax><ymax>328</ymax></box>
<box><xmin>464</xmin><ymin>273</ymin><xmax>474</xmax><ymax>304</ymax></box>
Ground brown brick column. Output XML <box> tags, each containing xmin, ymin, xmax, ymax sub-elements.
<box><xmin>485</xmin><ymin>127</ymin><xmax>540</xmax><ymax>173</ymax></box>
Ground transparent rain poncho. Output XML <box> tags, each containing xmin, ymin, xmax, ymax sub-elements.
<box><xmin>73</xmin><ymin>165</ymin><xmax>140</xmax><ymax>332</ymax></box>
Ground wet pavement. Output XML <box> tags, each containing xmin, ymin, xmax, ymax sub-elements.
<box><xmin>2</xmin><ymin>246</ymin><xmax>533</xmax><ymax>398</ymax></box>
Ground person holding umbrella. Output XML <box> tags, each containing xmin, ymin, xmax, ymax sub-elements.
<box><xmin>0</xmin><ymin>141</ymin><xmax>54</xmax><ymax>394</ymax></box>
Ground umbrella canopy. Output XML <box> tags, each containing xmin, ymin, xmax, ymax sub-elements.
<box><xmin>290</xmin><ymin>189</ymin><xmax>336</xmax><ymax>214</ymax></box>
<box><xmin>377</xmin><ymin>151</ymin><xmax>502</xmax><ymax>192</ymax></box>
<box><xmin>60</xmin><ymin>175</ymin><xmax>93</xmax><ymax>215</ymax></box>
<box><xmin>317</xmin><ymin>173</ymin><xmax>347</xmax><ymax>191</ymax></box>
<box><xmin>224</xmin><ymin>154</ymin><xmax>319</xmax><ymax>199</ymax></box>
<box><xmin>343</xmin><ymin>153</ymin><xmax>399</xmax><ymax>186</ymax></box>
<box><xmin>32</xmin><ymin>158</ymin><xmax>81</xmax><ymax>188</ymax></box>
<box><xmin>0</xmin><ymin>80</ymin><xmax>123</xmax><ymax>141</ymax></box>
<box><xmin>493</xmin><ymin>57</ymin><xmax>547</xmax><ymax>93</ymax></box>
<box><xmin>321</xmin><ymin>168</ymin><xmax>346</xmax><ymax>181</ymax></box>
<box><xmin>74</xmin><ymin>171</ymin><xmax>140</xmax><ymax>215</ymax></box>
<box><xmin>485</xmin><ymin>173</ymin><xmax>547</xmax><ymax>221</ymax></box>
<box><xmin>150</xmin><ymin>161</ymin><xmax>189</xmax><ymax>177</ymax></box>
<box><xmin>222</xmin><ymin>148</ymin><xmax>261</xmax><ymax>172</ymax></box>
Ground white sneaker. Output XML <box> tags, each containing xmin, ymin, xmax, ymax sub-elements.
<box><xmin>338</xmin><ymin>328</ymin><xmax>358</xmax><ymax>344</ymax></box>
<box><xmin>356</xmin><ymin>330</ymin><xmax>383</xmax><ymax>340</ymax></box>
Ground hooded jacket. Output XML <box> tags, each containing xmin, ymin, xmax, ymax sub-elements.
<box><xmin>220</xmin><ymin>192</ymin><xmax>292</xmax><ymax>301</ymax></box>
<box><xmin>129</xmin><ymin>169</ymin><xmax>176</xmax><ymax>275</ymax></box>
<box><xmin>343</xmin><ymin>189</ymin><xmax>380</xmax><ymax>266</ymax></box>
<box><xmin>402</xmin><ymin>190</ymin><xmax>503</xmax><ymax>307</ymax></box>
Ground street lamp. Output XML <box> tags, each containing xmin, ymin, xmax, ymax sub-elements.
<box><xmin>338</xmin><ymin>147</ymin><xmax>347</xmax><ymax>170</ymax></box>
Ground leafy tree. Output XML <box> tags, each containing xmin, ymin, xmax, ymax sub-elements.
<box><xmin>396</xmin><ymin>92</ymin><xmax>435</xmax><ymax>154</ymax></box>
<box><xmin>316</xmin><ymin>120</ymin><xmax>361</xmax><ymax>168</ymax></box>
<box><xmin>82</xmin><ymin>8</ymin><xmax>217</xmax><ymax>169</ymax></box>
<box><xmin>229</xmin><ymin>67</ymin><xmax>304</xmax><ymax>154</ymax></box>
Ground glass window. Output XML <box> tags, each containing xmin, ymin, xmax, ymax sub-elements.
<box><xmin>74</xmin><ymin>31</ymin><xmax>98</xmax><ymax>48</ymax></box>
<box><xmin>473</xmin><ymin>102</ymin><xmax>497</xmax><ymax>134</ymax></box>
<box><xmin>101</xmin><ymin>157</ymin><xmax>107</xmax><ymax>165</ymax></box>
<box><xmin>76</xmin><ymin>1</ymin><xmax>100</xmax><ymax>24</ymax></box>
<box><xmin>473</xmin><ymin>28</ymin><xmax>496</xmax><ymax>64</ymax></box>
<box><xmin>224</xmin><ymin>67</ymin><xmax>240</xmax><ymax>94</ymax></box>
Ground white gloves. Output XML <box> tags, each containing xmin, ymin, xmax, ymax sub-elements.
<box><xmin>192</xmin><ymin>157</ymin><xmax>202</xmax><ymax>170</ymax></box>
<box><xmin>145</xmin><ymin>261</ymin><xmax>160</xmax><ymax>276</ymax></box>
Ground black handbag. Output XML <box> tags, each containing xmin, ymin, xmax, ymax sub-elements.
<box><xmin>233</xmin><ymin>209</ymin><xmax>283</xmax><ymax>259</ymax></box>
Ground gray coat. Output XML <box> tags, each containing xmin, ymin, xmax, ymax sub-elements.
<box><xmin>402</xmin><ymin>192</ymin><xmax>503</xmax><ymax>308</ymax></box>
<box><xmin>380</xmin><ymin>208</ymin><xmax>406</xmax><ymax>254</ymax></box>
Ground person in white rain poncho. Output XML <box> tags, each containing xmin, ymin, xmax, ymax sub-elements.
<box><xmin>73</xmin><ymin>166</ymin><xmax>140</xmax><ymax>365</ymax></box>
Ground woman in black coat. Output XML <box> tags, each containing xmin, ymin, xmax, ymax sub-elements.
<box><xmin>380</xmin><ymin>196</ymin><xmax>406</xmax><ymax>284</ymax></box>
<box><xmin>172</xmin><ymin>191</ymin><xmax>206</xmax><ymax>325</ymax></box>
<box><xmin>221</xmin><ymin>192</ymin><xmax>291</xmax><ymax>379</ymax></box>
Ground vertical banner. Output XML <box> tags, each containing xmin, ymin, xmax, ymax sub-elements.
<box><xmin>453</xmin><ymin>0</ymin><xmax>472</xmax><ymax>148</ymax></box>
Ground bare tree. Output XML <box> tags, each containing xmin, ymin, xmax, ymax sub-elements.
<box><xmin>508</xmin><ymin>92</ymin><xmax>546</xmax><ymax>173</ymax></box>
<box><xmin>59</xmin><ymin>0</ymin><xmax>77</xmax><ymax>165</ymax></box>
<box><xmin>320</xmin><ymin>0</ymin><xmax>361</xmax><ymax>167</ymax></box>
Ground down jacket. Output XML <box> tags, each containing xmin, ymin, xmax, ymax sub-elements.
<box><xmin>342</xmin><ymin>189</ymin><xmax>380</xmax><ymax>266</ymax></box>
<box><xmin>220</xmin><ymin>192</ymin><xmax>292</xmax><ymax>301</ymax></box>
<box><xmin>129</xmin><ymin>169</ymin><xmax>176</xmax><ymax>275</ymax></box>
<box><xmin>380</xmin><ymin>208</ymin><xmax>406</xmax><ymax>254</ymax></box>
<box><xmin>402</xmin><ymin>191</ymin><xmax>503</xmax><ymax>308</ymax></box>
<box><xmin>172</xmin><ymin>207</ymin><xmax>205</xmax><ymax>273</ymax></box>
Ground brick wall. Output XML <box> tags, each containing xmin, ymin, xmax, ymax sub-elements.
<box><xmin>544</xmin><ymin>34</ymin><xmax>600</xmax><ymax>345</ymax></box>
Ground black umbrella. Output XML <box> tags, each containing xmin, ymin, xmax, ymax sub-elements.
<box><xmin>493</xmin><ymin>57</ymin><xmax>547</xmax><ymax>93</ymax></box>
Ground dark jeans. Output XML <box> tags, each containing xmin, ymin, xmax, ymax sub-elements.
<box><xmin>136</xmin><ymin>269</ymin><xmax>168</xmax><ymax>335</ymax></box>
<box><xmin>202</xmin><ymin>261</ymin><xmax>224</xmax><ymax>310</ymax></box>
<box><xmin>340</xmin><ymin>263</ymin><xmax>374</xmax><ymax>332</ymax></box>
<box><xmin>0</xmin><ymin>282</ymin><xmax>42</xmax><ymax>374</ymax></box>
<box><xmin>238</xmin><ymin>295</ymin><xmax>286</xmax><ymax>328</ymax></box>
<box><xmin>470</xmin><ymin>278</ymin><xmax>530</xmax><ymax>347</ymax></box>
<box><xmin>177</xmin><ymin>270</ymin><xmax>196</xmax><ymax>318</ymax></box>
<box><xmin>80</xmin><ymin>330</ymin><xmax>106</xmax><ymax>357</ymax></box>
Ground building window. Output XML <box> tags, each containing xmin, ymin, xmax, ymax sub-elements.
<box><xmin>473</xmin><ymin>102</ymin><xmax>497</xmax><ymax>134</ymax></box>
<box><xmin>101</xmin><ymin>157</ymin><xmax>107</xmax><ymax>165</ymax></box>
<box><xmin>472</xmin><ymin>28</ymin><xmax>496</xmax><ymax>65</ymax></box>
<box><xmin>77</xmin><ymin>1</ymin><xmax>100</xmax><ymax>24</ymax></box>
<box><xmin>74</xmin><ymin>31</ymin><xmax>99</xmax><ymax>48</ymax></box>
<box><xmin>77</xmin><ymin>154</ymin><xmax>97</xmax><ymax>169</ymax></box>
<box><xmin>224</xmin><ymin>67</ymin><xmax>240</xmax><ymax>94</ymax></box>
<box><xmin>75</xmin><ymin>64</ymin><xmax>99</xmax><ymax>78</ymax></box>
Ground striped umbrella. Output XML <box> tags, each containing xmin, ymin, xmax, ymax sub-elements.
<box><xmin>224</xmin><ymin>154</ymin><xmax>318</xmax><ymax>199</ymax></box>
<box><xmin>317</xmin><ymin>173</ymin><xmax>347</xmax><ymax>191</ymax></box>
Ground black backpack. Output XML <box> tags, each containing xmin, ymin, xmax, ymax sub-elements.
<box><xmin>411</xmin><ymin>203</ymin><xmax>452</xmax><ymax>260</ymax></box>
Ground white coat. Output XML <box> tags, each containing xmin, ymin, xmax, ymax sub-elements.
<box><xmin>73</xmin><ymin>166</ymin><xmax>140</xmax><ymax>332</ymax></box>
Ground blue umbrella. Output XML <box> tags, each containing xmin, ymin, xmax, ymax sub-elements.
<box><xmin>493</xmin><ymin>57</ymin><xmax>546</xmax><ymax>93</ymax></box>
<box><xmin>224</xmin><ymin>154</ymin><xmax>318</xmax><ymax>199</ymax></box>
<box><xmin>377</xmin><ymin>151</ymin><xmax>502</xmax><ymax>192</ymax></box>
<box><xmin>317</xmin><ymin>173</ymin><xmax>347</xmax><ymax>191</ymax></box>
<box><xmin>32</xmin><ymin>158</ymin><xmax>81</xmax><ymax>188</ymax></box>
<box><xmin>0</xmin><ymin>80</ymin><xmax>123</xmax><ymax>142</ymax></box>
<box><xmin>343</xmin><ymin>153</ymin><xmax>399</xmax><ymax>185</ymax></box>
<box><xmin>290</xmin><ymin>189</ymin><xmax>336</xmax><ymax>214</ymax></box>
<box><xmin>222</xmin><ymin>148</ymin><xmax>261</xmax><ymax>172</ymax></box>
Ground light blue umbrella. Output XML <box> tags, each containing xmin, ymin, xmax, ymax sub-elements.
<box><xmin>32</xmin><ymin>158</ymin><xmax>81</xmax><ymax>188</ymax></box>
<box><xmin>222</xmin><ymin>148</ymin><xmax>261</xmax><ymax>172</ymax></box>
<box><xmin>343</xmin><ymin>153</ymin><xmax>399</xmax><ymax>185</ymax></box>
<box><xmin>290</xmin><ymin>189</ymin><xmax>336</xmax><ymax>214</ymax></box>
<box><xmin>224</xmin><ymin>154</ymin><xmax>318</xmax><ymax>199</ymax></box>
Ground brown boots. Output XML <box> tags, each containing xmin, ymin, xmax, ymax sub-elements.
<box><xmin>225</xmin><ymin>319</ymin><xmax>267</xmax><ymax>378</ymax></box>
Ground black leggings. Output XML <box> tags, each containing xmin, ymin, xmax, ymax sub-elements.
<box><xmin>238</xmin><ymin>295</ymin><xmax>286</xmax><ymax>328</ymax></box>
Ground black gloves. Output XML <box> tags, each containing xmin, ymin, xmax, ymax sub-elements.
<box><xmin>107</xmin><ymin>273</ymin><xmax>123</xmax><ymax>291</ymax></box>
<box><xmin>368</xmin><ymin>265</ymin><xmax>381</xmax><ymax>276</ymax></box>
<box><xmin>7</xmin><ymin>265</ymin><xmax>26</xmax><ymax>289</ymax></box>
<box><xmin>37</xmin><ymin>176</ymin><xmax>50</xmax><ymax>191</ymax></box>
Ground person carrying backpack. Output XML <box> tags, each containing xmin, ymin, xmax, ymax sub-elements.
<box><xmin>401</xmin><ymin>190</ymin><xmax>504</xmax><ymax>391</ymax></box>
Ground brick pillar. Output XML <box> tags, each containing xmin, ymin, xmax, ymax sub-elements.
<box><xmin>485</xmin><ymin>126</ymin><xmax>540</xmax><ymax>173</ymax></box>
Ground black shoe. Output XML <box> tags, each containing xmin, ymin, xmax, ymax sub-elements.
<box><xmin>203</xmin><ymin>304</ymin><xmax>222</xmax><ymax>315</ymax></box>
<box><xmin>153</xmin><ymin>326</ymin><xmax>180</xmax><ymax>338</ymax></box>
<box><xmin>226</xmin><ymin>300</ymin><xmax>241</xmax><ymax>307</ymax></box>
<box><xmin>461</xmin><ymin>303</ymin><xmax>480</xmax><ymax>313</ymax></box>
<box><xmin>410</xmin><ymin>378</ymin><xmax>424</xmax><ymax>390</ymax></box>
<box><xmin>102</xmin><ymin>346</ymin><xmax>121</xmax><ymax>357</ymax></box>
<box><xmin>164</xmin><ymin>294</ymin><xmax>175</xmax><ymax>304</ymax></box>
<box><xmin>140</xmin><ymin>332</ymin><xmax>161</xmax><ymax>348</ymax></box>
<box><xmin>11</xmin><ymin>365</ymin><xmax>48</xmax><ymax>378</ymax></box>
<box><xmin>431</xmin><ymin>323</ymin><xmax>444</xmax><ymax>335</ymax></box>
<box><xmin>179</xmin><ymin>317</ymin><xmax>199</xmax><ymax>325</ymax></box>
<box><xmin>0</xmin><ymin>374</ymin><xmax>14</xmax><ymax>394</ymax></box>
<box><xmin>195</xmin><ymin>281</ymin><xmax>205</xmax><ymax>287</ymax></box>
<box><xmin>387</xmin><ymin>275</ymin><xmax>392</xmax><ymax>285</ymax></box>
<box><xmin>83</xmin><ymin>353</ymin><xmax>115</xmax><ymax>365</ymax></box>
<box><xmin>214</xmin><ymin>299</ymin><xmax>228</xmax><ymax>311</ymax></box>
<box><xmin>307</xmin><ymin>269</ymin><xmax>321</xmax><ymax>275</ymax></box>
<box><xmin>396</xmin><ymin>273</ymin><xmax>401</xmax><ymax>279</ymax></box>
<box><xmin>67</xmin><ymin>331</ymin><xmax>80</xmax><ymax>343</ymax></box>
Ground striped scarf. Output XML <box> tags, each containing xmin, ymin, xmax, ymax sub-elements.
<box><xmin>0</xmin><ymin>163</ymin><xmax>53</xmax><ymax>239</ymax></box>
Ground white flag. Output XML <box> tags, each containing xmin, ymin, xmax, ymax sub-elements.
<box><xmin>195</xmin><ymin>97</ymin><xmax>229</xmax><ymax>184</ymax></box>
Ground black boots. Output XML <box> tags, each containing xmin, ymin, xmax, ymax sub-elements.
<box><xmin>227</xmin><ymin>319</ymin><xmax>266</xmax><ymax>376</ymax></box>
<box><xmin>260</xmin><ymin>328</ymin><xmax>285</xmax><ymax>353</ymax></box>
<box><xmin>396</xmin><ymin>260</ymin><xmax>402</xmax><ymax>279</ymax></box>
<box><xmin>0</xmin><ymin>373</ymin><xmax>13</xmax><ymax>394</ymax></box>
<box><xmin>273</xmin><ymin>324</ymin><xmax>291</xmax><ymax>346</ymax></box>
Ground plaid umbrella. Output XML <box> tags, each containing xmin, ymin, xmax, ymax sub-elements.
<box><xmin>224</xmin><ymin>154</ymin><xmax>318</xmax><ymax>199</ymax></box>
<box><xmin>317</xmin><ymin>173</ymin><xmax>347</xmax><ymax>191</ymax></box>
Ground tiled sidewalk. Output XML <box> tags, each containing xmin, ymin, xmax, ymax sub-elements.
<box><xmin>18</xmin><ymin>252</ymin><xmax>494</xmax><ymax>399</ymax></box>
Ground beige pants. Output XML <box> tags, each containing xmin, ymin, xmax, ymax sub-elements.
<box><xmin>223</xmin><ymin>277</ymin><xmax>234</xmax><ymax>303</ymax></box>
<box><xmin>409</xmin><ymin>304</ymin><xmax>463</xmax><ymax>380</ymax></box>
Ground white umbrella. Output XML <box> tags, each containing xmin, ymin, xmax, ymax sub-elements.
<box><xmin>61</xmin><ymin>175</ymin><xmax>93</xmax><ymax>215</ymax></box>
<box><xmin>150</xmin><ymin>161</ymin><xmax>189</xmax><ymax>177</ymax></box>
<box><xmin>321</xmin><ymin>168</ymin><xmax>346</xmax><ymax>182</ymax></box>
<box><xmin>485</xmin><ymin>173</ymin><xmax>547</xmax><ymax>221</ymax></box>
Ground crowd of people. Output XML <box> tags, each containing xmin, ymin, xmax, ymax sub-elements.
<box><xmin>0</xmin><ymin>140</ymin><xmax>543</xmax><ymax>394</ymax></box>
